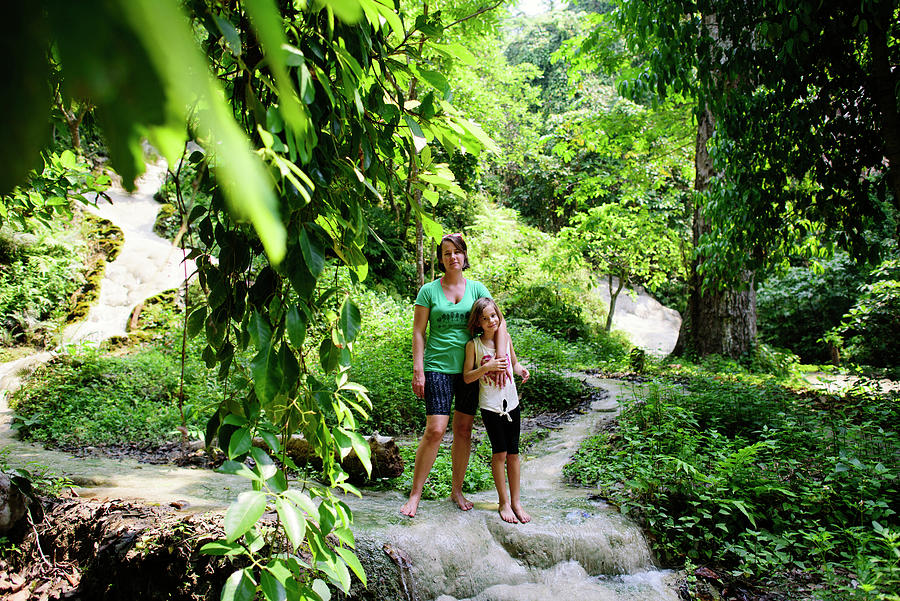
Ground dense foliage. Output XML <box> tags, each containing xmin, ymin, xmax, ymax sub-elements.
<box><xmin>756</xmin><ymin>253</ymin><xmax>865</xmax><ymax>363</ymax></box>
<box><xmin>565</xmin><ymin>373</ymin><xmax>900</xmax><ymax>598</ymax></box>
<box><xmin>0</xmin><ymin>226</ymin><xmax>83</xmax><ymax>346</ymax></box>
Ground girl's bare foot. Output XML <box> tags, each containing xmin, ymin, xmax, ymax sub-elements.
<box><xmin>499</xmin><ymin>503</ymin><xmax>519</xmax><ymax>523</ymax></box>
<box><xmin>400</xmin><ymin>495</ymin><xmax>420</xmax><ymax>517</ymax></box>
<box><xmin>512</xmin><ymin>503</ymin><xmax>531</xmax><ymax>523</ymax></box>
<box><xmin>450</xmin><ymin>491</ymin><xmax>473</xmax><ymax>511</ymax></box>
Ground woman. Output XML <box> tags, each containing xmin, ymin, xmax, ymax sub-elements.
<box><xmin>400</xmin><ymin>233</ymin><xmax>509</xmax><ymax>517</ymax></box>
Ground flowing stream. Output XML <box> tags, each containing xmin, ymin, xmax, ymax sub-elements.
<box><xmin>0</xmin><ymin>167</ymin><xmax>681</xmax><ymax>599</ymax></box>
<box><xmin>340</xmin><ymin>378</ymin><xmax>680</xmax><ymax>601</ymax></box>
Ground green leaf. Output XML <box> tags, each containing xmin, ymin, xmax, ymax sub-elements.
<box><xmin>245</xmin><ymin>0</ymin><xmax>308</xmax><ymax>139</ymax></box>
<box><xmin>214</xmin><ymin>16</ymin><xmax>242</xmax><ymax>56</ymax></box>
<box><xmin>300</xmin><ymin>227</ymin><xmax>326</xmax><ymax>277</ymax></box>
<box><xmin>200</xmin><ymin>540</ymin><xmax>246</xmax><ymax>556</ymax></box>
<box><xmin>224</xmin><ymin>491</ymin><xmax>268</xmax><ymax>543</ymax></box>
<box><xmin>417</xmin><ymin>69</ymin><xmax>449</xmax><ymax>96</ymax></box>
<box><xmin>217</xmin><ymin>459</ymin><xmax>259</xmax><ymax>481</ymax></box>
<box><xmin>338</xmin><ymin>297</ymin><xmax>361</xmax><ymax>344</ymax></box>
<box><xmin>250</xmin><ymin>446</ymin><xmax>278</xmax><ymax>480</ymax></box>
<box><xmin>228</xmin><ymin>427</ymin><xmax>253</xmax><ymax>459</ymax></box>
<box><xmin>123</xmin><ymin>0</ymin><xmax>286</xmax><ymax>262</ymax></box>
<box><xmin>0</xmin><ymin>2</ymin><xmax>49</xmax><ymax>196</ymax></box>
<box><xmin>347</xmin><ymin>430</ymin><xmax>372</xmax><ymax>476</ymax></box>
<box><xmin>286</xmin><ymin>305</ymin><xmax>307</xmax><ymax>348</ymax></box>
<box><xmin>275</xmin><ymin>497</ymin><xmax>306</xmax><ymax>551</ymax></box>
<box><xmin>332</xmin><ymin>428</ymin><xmax>352</xmax><ymax>460</ymax></box>
<box><xmin>260</xmin><ymin>569</ymin><xmax>287</xmax><ymax>601</ymax></box>
<box><xmin>404</xmin><ymin>115</ymin><xmax>425</xmax><ymax>140</ymax></box>
<box><xmin>319</xmin><ymin>337</ymin><xmax>341</xmax><ymax>374</ymax></box>
<box><xmin>251</xmin><ymin>343</ymin><xmax>283</xmax><ymax>405</ymax></box>
<box><xmin>312</xmin><ymin>579</ymin><xmax>331</xmax><ymax>601</ymax></box>
<box><xmin>186</xmin><ymin>307</ymin><xmax>207</xmax><ymax>338</ymax></box>
<box><xmin>283</xmin><ymin>489</ymin><xmax>319</xmax><ymax>517</ymax></box>
<box><xmin>322</xmin><ymin>0</ymin><xmax>363</xmax><ymax>23</ymax></box>
<box><xmin>335</xmin><ymin>547</ymin><xmax>367</xmax><ymax>586</ymax></box>
<box><xmin>221</xmin><ymin>568</ymin><xmax>256</xmax><ymax>601</ymax></box>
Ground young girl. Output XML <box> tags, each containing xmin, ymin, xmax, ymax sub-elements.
<box><xmin>463</xmin><ymin>298</ymin><xmax>531</xmax><ymax>524</ymax></box>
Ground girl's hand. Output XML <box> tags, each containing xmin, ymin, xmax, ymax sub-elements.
<box><xmin>412</xmin><ymin>370</ymin><xmax>425</xmax><ymax>398</ymax></box>
<box><xmin>517</xmin><ymin>365</ymin><xmax>530</xmax><ymax>383</ymax></box>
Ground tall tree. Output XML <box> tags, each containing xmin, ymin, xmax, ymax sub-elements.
<box><xmin>610</xmin><ymin>0</ymin><xmax>899</xmax><ymax>357</ymax></box>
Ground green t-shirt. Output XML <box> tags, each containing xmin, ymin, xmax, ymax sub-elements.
<box><xmin>415</xmin><ymin>278</ymin><xmax>491</xmax><ymax>374</ymax></box>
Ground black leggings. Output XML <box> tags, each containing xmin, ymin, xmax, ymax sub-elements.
<box><xmin>481</xmin><ymin>406</ymin><xmax>520</xmax><ymax>455</ymax></box>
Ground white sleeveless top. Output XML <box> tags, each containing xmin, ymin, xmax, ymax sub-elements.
<box><xmin>473</xmin><ymin>336</ymin><xmax>519</xmax><ymax>419</ymax></box>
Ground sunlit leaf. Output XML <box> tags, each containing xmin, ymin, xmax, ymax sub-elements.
<box><xmin>224</xmin><ymin>490</ymin><xmax>268</xmax><ymax>542</ymax></box>
<box><xmin>221</xmin><ymin>568</ymin><xmax>256</xmax><ymax>601</ymax></box>
<box><xmin>275</xmin><ymin>497</ymin><xmax>306</xmax><ymax>551</ymax></box>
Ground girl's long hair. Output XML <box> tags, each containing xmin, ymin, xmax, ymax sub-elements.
<box><xmin>467</xmin><ymin>297</ymin><xmax>503</xmax><ymax>336</ymax></box>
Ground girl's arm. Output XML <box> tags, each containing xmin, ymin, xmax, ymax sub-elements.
<box><xmin>464</xmin><ymin>339</ymin><xmax>506</xmax><ymax>384</ymax></box>
<box><xmin>412</xmin><ymin>305</ymin><xmax>430</xmax><ymax>398</ymax></box>
<box><xmin>508</xmin><ymin>338</ymin><xmax>530</xmax><ymax>383</ymax></box>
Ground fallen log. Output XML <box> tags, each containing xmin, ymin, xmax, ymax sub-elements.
<box><xmin>252</xmin><ymin>434</ymin><xmax>404</xmax><ymax>484</ymax></box>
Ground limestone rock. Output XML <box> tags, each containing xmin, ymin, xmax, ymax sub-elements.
<box><xmin>0</xmin><ymin>472</ymin><xmax>27</xmax><ymax>534</ymax></box>
<box><xmin>252</xmin><ymin>433</ymin><xmax>404</xmax><ymax>483</ymax></box>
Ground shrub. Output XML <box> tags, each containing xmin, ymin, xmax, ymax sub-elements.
<box><xmin>0</xmin><ymin>226</ymin><xmax>84</xmax><ymax>345</ymax></box>
<box><xmin>153</xmin><ymin>203</ymin><xmax>180</xmax><ymax>240</ymax></box>
<box><xmin>834</xmin><ymin>259</ymin><xmax>900</xmax><ymax>368</ymax></box>
<box><xmin>504</xmin><ymin>283</ymin><xmax>589</xmax><ymax>340</ymax></box>
<box><xmin>349</xmin><ymin>291</ymin><xmax>422</xmax><ymax>435</ymax></box>
<box><xmin>518</xmin><ymin>369</ymin><xmax>593</xmax><ymax>415</ymax></box>
<box><xmin>756</xmin><ymin>253</ymin><xmax>864</xmax><ymax>362</ymax></box>
<box><xmin>509</xmin><ymin>322</ymin><xmax>630</xmax><ymax>371</ymax></box>
<box><xmin>9</xmin><ymin>349</ymin><xmax>215</xmax><ymax>446</ymax></box>
<box><xmin>564</xmin><ymin>374</ymin><xmax>900</xmax><ymax>598</ymax></box>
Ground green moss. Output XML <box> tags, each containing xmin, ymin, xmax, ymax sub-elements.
<box><xmin>153</xmin><ymin>203</ymin><xmax>180</xmax><ymax>240</ymax></box>
<box><xmin>65</xmin><ymin>212</ymin><xmax>124</xmax><ymax>325</ymax></box>
<box><xmin>126</xmin><ymin>289</ymin><xmax>183</xmax><ymax>344</ymax></box>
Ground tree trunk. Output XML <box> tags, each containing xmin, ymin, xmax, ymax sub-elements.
<box><xmin>605</xmin><ymin>274</ymin><xmax>625</xmax><ymax>332</ymax></box>
<box><xmin>677</xmin><ymin>106</ymin><xmax>757</xmax><ymax>358</ymax></box>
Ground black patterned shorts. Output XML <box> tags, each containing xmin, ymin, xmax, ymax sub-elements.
<box><xmin>424</xmin><ymin>372</ymin><xmax>478</xmax><ymax>416</ymax></box>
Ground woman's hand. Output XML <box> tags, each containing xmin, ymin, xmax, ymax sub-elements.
<box><xmin>412</xmin><ymin>370</ymin><xmax>426</xmax><ymax>398</ymax></box>
<box><xmin>482</xmin><ymin>355</ymin><xmax>508</xmax><ymax>372</ymax></box>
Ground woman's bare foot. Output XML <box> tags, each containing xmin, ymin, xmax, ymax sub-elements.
<box><xmin>512</xmin><ymin>503</ymin><xmax>531</xmax><ymax>523</ymax></box>
<box><xmin>400</xmin><ymin>495</ymin><xmax>420</xmax><ymax>517</ymax></box>
<box><xmin>450</xmin><ymin>491</ymin><xmax>473</xmax><ymax>511</ymax></box>
<box><xmin>499</xmin><ymin>503</ymin><xmax>519</xmax><ymax>523</ymax></box>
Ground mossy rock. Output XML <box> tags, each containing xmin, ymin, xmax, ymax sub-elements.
<box><xmin>153</xmin><ymin>203</ymin><xmax>180</xmax><ymax>240</ymax></box>
<box><xmin>127</xmin><ymin>289</ymin><xmax>182</xmax><ymax>335</ymax></box>
<box><xmin>65</xmin><ymin>212</ymin><xmax>125</xmax><ymax>325</ymax></box>
<box><xmin>82</xmin><ymin>212</ymin><xmax>124</xmax><ymax>261</ymax></box>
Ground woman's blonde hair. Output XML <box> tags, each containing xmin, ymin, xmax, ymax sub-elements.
<box><xmin>467</xmin><ymin>297</ymin><xmax>503</xmax><ymax>336</ymax></box>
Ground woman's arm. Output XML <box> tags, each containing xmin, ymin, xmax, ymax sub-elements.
<box><xmin>492</xmin><ymin>318</ymin><xmax>511</xmax><ymax>383</ymax></box>
<box><xmin>464</xmin><ymin>340</ymin><xmax>506</xmax><ymax>384</ymax></box>
<box><xmin>412</xmin><ymin>304</ymin><xmax>430</xmax><ymax>398</ymax></box>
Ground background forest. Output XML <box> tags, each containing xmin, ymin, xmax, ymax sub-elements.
<box><xmin>1</xmin><ymin>1</ymin><xmax>898</xmax><ymax>601</ymax></box>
